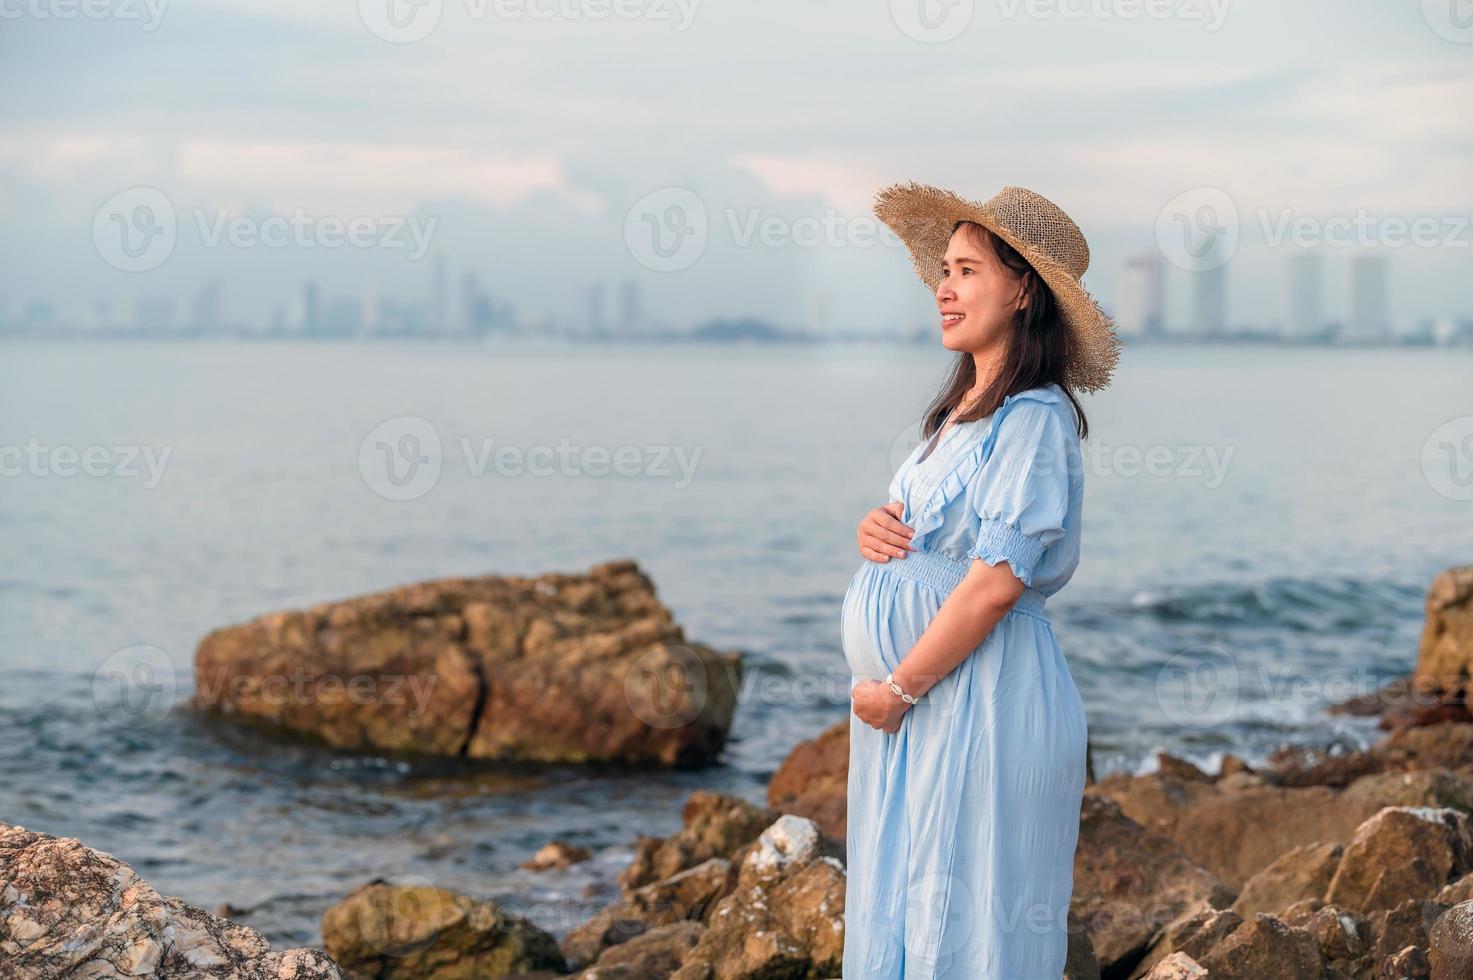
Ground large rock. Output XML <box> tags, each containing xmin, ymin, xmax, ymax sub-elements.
<box><xmin>1429</xmin><ymin>899</ymin><xmax>1473</xmax><ymax>980</ymax></box>
<box><xmin>193</xmin><ymin>560</ymin><xmax>742</xmax><ymax>767</ymax></box>
<box><xmin>1364</xmin><ymin>898</ymin><xmax>1448</xmax><ymax>975</ymax></box>
<box><xmin>1070</xmin><ymin>794</ymin><xmax>1235</xmax><ymax>971</ymax></box>
<box><xmin>1372</xmin><ymin>724</ymin><xmax>1473</xmax><ymax>775</ymax></box>
<box><xmin>1127</xmin><ymin>906</ymin><xmax>1241</xmax><ymax>979</ymax></box>
<box><xmin>561</xmin><ymin>857</ymin><xmax>731</xmax><ymax>970</ymax></box>
<box><xmin>1330</xmin><ymin>567</ymin><xmax>1473</xmax><ymax>731</ymax></box>
<box><xmin>667</xmin><ymin>815</ymin><xmax>845</xmax><ymax>980</ymax></box>
<box><xmin>1324</xmin><ymin>807</ymin><xmax>1473</xmax><ymax>914</ymax></box>
<box><xmin>1416</xmin><ymin>566</ymin><xmax>1473</xmax><ymax>695</ymax></box>
<box><xmin>1278</xmin><ymin>899</ymin><xmax>1371</xmax><ymax>976</ymax></box>
<box><xmin>1063</xmin><ymin>907</ymin><xmax>1102</xmax><ymax>980</ymax></box>
<box><xmin>765</xmin><ymin>719</ymin><xmax>848</xmax><ymax>842</ymax></box>
<box><xmin>0</xmin><ymin>822</ymin><xmax>342</xmax><ymax>978</ymax></box>
<box><xmin>1139</xmin><ymin>951</ymin><xmax>1208</xmax><ymax>978</ymax></box>
<box><xmin>1194</xmin><ymin>913</ymin><xmax>1324</xmax><ymax>979</ymax></box>
<box><xmin>320</xmin><ymin>880</ymin><xmax>565</xmax><ymax>978</ymax></box>
<box><xmin>1089</xmin><ymin>761</ymin><xmax>1473</xmax><ymax>890</ymax></box>
<box><xmin>617</xmin><ymin>791</ymin><xmax>778</xmax><ymax>895</ymax></box>
<box><xmin>1231</xmin><ymin>842</ymin><xmax>1343</xmax><ymax>918</ymax></box>
<box><xmin>569</xmin><ymin>920</ymin><xmax>704</xmax><ymax>979</ymax></box>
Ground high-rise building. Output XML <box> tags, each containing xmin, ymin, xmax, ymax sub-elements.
<box><xmin>432</xmin><ymin>253</ymin><xmax>449</xmax><ymax>332</ymax></box>
<box><xmin>619</xmin><ymin>278</ymin><xmax>642</xmax><ymax>334</ymax></box>
<box><xmin>461</xmin><ymin>272</ymin><xmax>480</xmax><ymax>335</ymax></box>
<box><xmin>302</xmin><ymin>281</ymin><xmax>320</xmax><ymax>335</ymax></box>
<box><xmin>1116</xmin><ymin>251</ymin><xmax>1165</xmax><ymax>337</ymax></box>
<box><xmin>804</xmin><ymin>289</ymin><xmax>831</xmax><ymax>335</ymax></box>
<box><xmin>587</xmin><ymin>282</ymin><xmax>607</xmax><ymax>336</ymax></box>
<box><xmin>134</xmin><ymin>296</ymin><xmax>175</xmax><ymax>331</ymax></box>
<box><xmin>1347</xmin><ymin>253</ymin><xmax>1389</xmax><ymax>343</ymax></box>
<box><xmin>1190</xmin><ymin>262</ymin><xmax>1226</xmax><ymax>336</ymax></box>
<box><xmin>191</xmin><ymin>279</ymin><xmax>223</xmax><ymax>333</ymax></box>
<box><xmin>1283</xmin><ymin>254</ymin><xmax>1323</xmax><ymax>340</ymax></box>
<box><xmin>360</xmin><ymin>286</ymin><xmax>378</xmax><ymax>336</ymax></box>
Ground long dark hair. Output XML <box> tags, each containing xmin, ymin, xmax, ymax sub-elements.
<box><xmin>920</xmin><ymin>220</ymin><xmax>1089</xmax><ymax>441</ymax></box>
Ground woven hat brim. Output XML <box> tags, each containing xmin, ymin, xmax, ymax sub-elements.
<box><xmin>873</xmin><ymin>181</ymin><xmax>1122</xmax><ymax>394</ymax></box>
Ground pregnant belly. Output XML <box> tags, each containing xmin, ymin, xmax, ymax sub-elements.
<box><xmin>840</xmin><ymin>560</ymin><xmax>947</xmax><ymax>681</ymax></box>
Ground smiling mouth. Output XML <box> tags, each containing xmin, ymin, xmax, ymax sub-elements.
<box><xmin>941</xmin><ymin>313</ymin><xmax>965</xmax><ymax>326</ymax></box>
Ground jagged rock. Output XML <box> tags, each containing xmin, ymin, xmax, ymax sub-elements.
<box><xmin>1218</xmin><ymin>755</ymin><xmax>1254</xmax><ymax>778</ymax></box>
<box><xmin>0</xmin><ymin>822</ymin><xmax>342</xmax><ymax>978</ymax></box>
<box><xmin>1140</xmin><ymin>951</ymin><xmax>1208</xmax><ymax>978</ymax></box>
<box><xmin>665</xmin><ymin>815</ymin><xmax>844</xmax><ymax>980</ymax></box>
<box><xmin>1329</xmin><ymin>568</ymin><xmax>1473</xmax><ymax>731</ymax></box>
<box><xmin>766</xmin><ymin>719</ymin><xmax>848</xmax><ymax>842</ymax></box>
<box><xmin>320</xmin><ymin>880</ymin><xmax>565</xmax><ymax>978</ymax></box>
<box><xmin>1364</xmin><ymin>898</ymin><xmax>1448</xmax><ymax>975</ymax></box>
<box><xmin>1415</xmin><ymin>566</ymin><xmax>1473</xmax><ymax>695</ymax></box>
<box><xmin>1437</xmin><ymin>872</ymin><xmax>1473</xmax><ymax>906</ymax></box>
<box><xmin>1341</xmin><ymin>768</ymin><xmax>1473</xmax><ymax>812</ymax></box>
<box><xmin>617</xmin><ymin>791</ymin><xmax>777</xmax><ymax>895</ymax></box>
<box><xmin>1279</xmin><ymin>898</ymin><xmax>1371</xmax><ymax>976</ymax></box>
<box><xmin>573</xmin><ymin>920</ymin><xmax>704</xmax><ymax>979</ymax></box>
<box><xmin>1374</xmin><ymin>723</ymin><xmax>1473</xmax><ymax>772</ymax></box>
<box><xmin>1128</xmin><ymin>906</ymin><xmax>1241</xmax><ymax>979</ymax></box>
<box><xmin>1063</xmin><ymin>906</ymin><xmax>1102</xmax><ymax>979</ymax></box>
<box><xmin>1090</xmin><ymin>760</ymin><xmax>1473</xmax><ymax>891</ymax></box>
<box><xmin>1195</xmin><ymin>913</ymin><xmax>1324</xmax><ymax>979</ymax></box>
<box><xmin>1070</xmin><ymin>794</ymin><xmax>1235</xmax><ymax>971</ymax></box>
<box><xmin>1264</xmin><ymin>744</ymin><xmax>1385</xmax><ymax>788</ymax></box>
<box><xmin>520</xmin><ymin>841</ymin><xmax>592</xmax><ymax>871</ymax></box>
<box><xmin>193</xmin><ymin>560</ymin><xmax>742</xmax><ymax>767</ymax></box>
<box><xmin>1154</xmin><ymin>752</ymin><xmax>1214</xmax><ymax>783</ymax></box>
<box><xmin>1325</xmin><ymin>807</ymin><xmax>1473</xmax><ymax>914</ymax></box>
<box><xmin>1232</xmin><ymin>842</ymin><xmax>1344</xmax><ymax>917</ymax></box>
<box><xmin>561</xmin><ymin>858</ymin><xmax>730</xmax><ymax>970</ymax></box>
<box><xmin>1429</xmin><ymin>899</ymin><xmax>1473</xmax><ymax>980</ymax></box>
<box><xmin>1384</xmin><ymin>943</ymin><xmax>1432</xmax><ymax>978</ymax></box>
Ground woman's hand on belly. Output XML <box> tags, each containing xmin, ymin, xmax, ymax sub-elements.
<box><xmin>857</xmin><ymin>501</ymin><xmax>916</xmax><ymax>562</ymax></box>
<box><xmin>852</xmin><ymin>679</ymin><xmax>911</xmax><ymax>733</ymax></box>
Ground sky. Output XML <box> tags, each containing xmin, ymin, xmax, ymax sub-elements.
<box><xmin>1</xmin><ymin>0</ymin><xmax>1470</xmax><ymax>334</ymax></box>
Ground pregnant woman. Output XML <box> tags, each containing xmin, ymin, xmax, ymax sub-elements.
<box><xmin>840</xmin><ymin>183</ymin><xmax>1121</xmax><ymax>978</ymax></box>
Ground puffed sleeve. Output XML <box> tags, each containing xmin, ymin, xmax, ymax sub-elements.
<box><xmin>964</xmin><ymin>400</ymin><xmax>1073</xmax><ymax>588</ymax></box>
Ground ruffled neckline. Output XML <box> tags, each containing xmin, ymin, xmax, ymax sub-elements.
<box><xmin>898</xmin><ymin>384</ymin><xmax>1066</xmax><ymax>549</ymax></box>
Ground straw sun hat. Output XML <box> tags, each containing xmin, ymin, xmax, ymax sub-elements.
<box><xmin>873</xmin><ymin>181</ymin><xmax>1122</xmax><ymax>393</ymax></box>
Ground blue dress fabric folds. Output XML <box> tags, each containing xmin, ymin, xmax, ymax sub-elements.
<box><xmin>840</xmin><ymin>382</ymin><xmax>1090</xmax><ymax>978</ymax></box>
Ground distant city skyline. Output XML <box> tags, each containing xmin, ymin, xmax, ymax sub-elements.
<box><xmin>3</xmin><ymin>241</ymin><xmax>1469</xmax><ymax>347</ymax></box>
<box><xmin>2</xmin><ymin>1</ymin><xmax>1469</xmax><ymax>344</ymax></box>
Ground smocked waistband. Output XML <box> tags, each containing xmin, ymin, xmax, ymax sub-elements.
<box><xmin>869</xmin><ymin>547</ymin><xmax>1049</xmax><ymax>622</ymax></box>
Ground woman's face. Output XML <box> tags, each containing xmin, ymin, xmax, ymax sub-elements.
<box><xmin>935</xmin><ymin>224</ymin><xmax>1028</xmax><ymax>355</ymax></box>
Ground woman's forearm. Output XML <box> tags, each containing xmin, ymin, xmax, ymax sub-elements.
<box><xmin>888</xmin><ymin>563</ymin><xmax>1024</xmax><ymax>700</ymax></box>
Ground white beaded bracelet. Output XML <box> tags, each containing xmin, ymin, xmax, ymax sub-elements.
<box><xmin>885</xmin><ymin>672</ymin><xmax>920</xmax><ymax>705</ymax></box>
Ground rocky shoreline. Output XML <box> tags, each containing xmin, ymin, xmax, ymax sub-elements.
<box><xmin>4</xmin><ymin>562</ymin><xmax>1472</xmax><ymax>978</ymax></box>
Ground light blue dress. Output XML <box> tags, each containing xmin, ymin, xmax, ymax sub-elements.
<box><xmin>840</xmin><ymin>382</ymin><xmax>1090</xmax><ymax>979</ymax></box>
